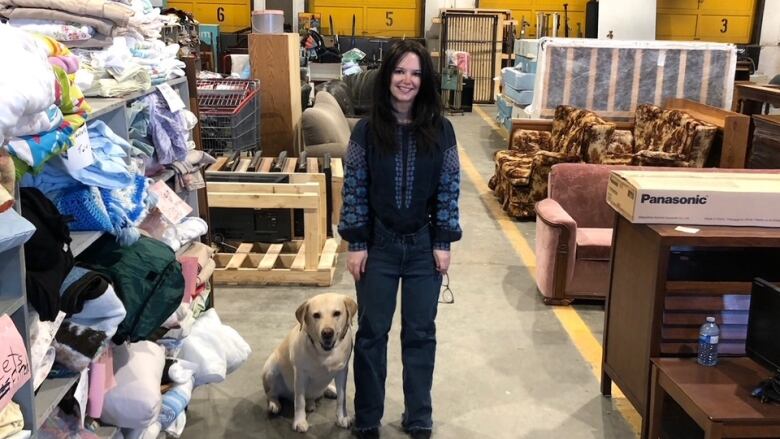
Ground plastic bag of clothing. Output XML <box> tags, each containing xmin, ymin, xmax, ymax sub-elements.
<box><xmin>77</xmin><ymin>235</ymin><xmax>184</xmax><ymax>344</ymax></box>
<box><xmin>178</xmin><ymin>309</ymin><xmax>251</xmax><ymax>386</ymax></box>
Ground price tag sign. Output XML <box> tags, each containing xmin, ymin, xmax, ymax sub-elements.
<box><xmin>157</xmin><ymin>83</ymin><xmax>186</xmax><ymax>113</ymax></box>
<box><xmin>0</xmin><ymin>314</ymin><xmax>31</xmax><ymax>411</ymax></box>
<box><xmin>148</xmin><ymin>180</ymin><xmax>192</xmax><ymax>224</ymax></box>
<box><xmin>63</xmin><ymin>125</ymin><xmax>95</xmax><ymax>172</ymax></box>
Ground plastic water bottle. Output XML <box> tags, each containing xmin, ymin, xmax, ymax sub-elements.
<box><xmin>697</xmin><ymin>316</ymin><xmax>720</xmax><ymax>367</ymax></box>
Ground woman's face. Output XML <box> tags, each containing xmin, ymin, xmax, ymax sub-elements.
<box><xmin>390</xmin><ymin>52</ymin><xmax>422</xmax><ymax>108</ymax></box>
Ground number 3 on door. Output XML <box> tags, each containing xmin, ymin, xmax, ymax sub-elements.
<box><xmin>720</xmin><ymin>18</ymin><xmax>728</xmax><ymax>33</ymax></box>
<box><xmin>217</xmin><ymin>7</ymin><xmax>225</xmax><ymax>22</ymax></box>
<box><xmin>386</xmin><ymin>11</ymin><xmax>393</xmax><ymax>27</ymax></box>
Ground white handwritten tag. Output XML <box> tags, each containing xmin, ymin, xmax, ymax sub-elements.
<box><xmin>63</xmin><ymin>125</ymin><xmax>94</xmax><ymax>172</ymax></box>
<box><xmin>148</xmin><ymin>180</ymin><xmax>192</xmax><ymax>224</ymax></box>
<box><xmin>157</xmin><ymin>83</ymin><xmax>186</xmax><ymax>113</ymax></box>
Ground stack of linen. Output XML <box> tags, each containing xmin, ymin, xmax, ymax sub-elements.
<box><xmin>73</xmin><ymin>0</ymin><xmax>184</xmax><ymax>97</ymax></box>
<box><xmin>0</xmin><ymin>0</ymin><xmax>135</xmax><ymax>48</ymax></box>
<box><xmin>1</xmin><ymin>25</ymin><xmax>92</xmax><ymax>178</ymax></box>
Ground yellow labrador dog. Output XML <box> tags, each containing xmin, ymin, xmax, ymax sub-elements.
<box><xmin>261</xmin><ymin>293</ymin><xmax>358</xmax><ymax>433</ymax></box>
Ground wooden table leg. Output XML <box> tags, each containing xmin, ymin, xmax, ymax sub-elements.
<box><xmin>704</xmin><ymin>422</ymin><xmax>723</xmax><ymax>439</ymax></box>
<box><xmin>601</xmin><ymin>370</ymin><xmax>612</xmax><ymax>396</ymax></box>
<box><xmin>646</xmin><ymin>364</ymin><xmax>664</xmax><ymax>439</ymax></box>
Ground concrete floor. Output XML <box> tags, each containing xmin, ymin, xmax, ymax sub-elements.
<box><xmin>182</xmin><ymin>106</ymin><xmax>637</xmax><ymax>439</ymax></box>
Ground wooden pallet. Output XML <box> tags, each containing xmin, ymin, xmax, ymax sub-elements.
<box><xmin>213</xmin><ymin>239</ymin><xmax>339</xmax><ymax>286</ymax></box>
<box><xmin>206</xmin><ymin>156</ymin><xmax>343</xmax><ymax>286</ymax></box>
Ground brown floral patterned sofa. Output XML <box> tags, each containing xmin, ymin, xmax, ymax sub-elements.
<box><xmin>489</xmin><ymin>102</ymin><xmax>721</xmax><ymax>219</ymax></box>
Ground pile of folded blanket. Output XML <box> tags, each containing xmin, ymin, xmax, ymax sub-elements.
<box><xmin>0</xmin><ymin>0</ymin><xmax>134</xmax><ymax>48</ymax></box>
<box><xmin>1</xmin><ymin>26</ymin><xmax>92</xmax><ymax>178</ymax></box>
<box><xmin>69</xmin><ymin>0</ymin><xmax>184</xmax><ymax>96</ymax></box>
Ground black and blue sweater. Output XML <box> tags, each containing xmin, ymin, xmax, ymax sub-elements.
<box><xmin>338</xmin><ymin>118</ymin><xmax>462</xmax><ymax>251</ymax></box>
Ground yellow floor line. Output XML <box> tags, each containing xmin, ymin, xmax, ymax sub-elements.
<box><xmin>472</xmin><ymin>105</ymin><xmax>508</xmax><ymax>141</ymax></box>
<box><xmin>459</xmin><ymin>109</ymin><xmax>641</xmax><ymax>435</ymax></box>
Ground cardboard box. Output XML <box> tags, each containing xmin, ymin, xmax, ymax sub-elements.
<box><xmin>606</xmin><ymin>170</ymin><xmax>780</xmax><ymax>227</ymax></box>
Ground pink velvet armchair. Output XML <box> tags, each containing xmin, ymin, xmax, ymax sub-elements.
<box><xmin>534</xmin><ymin>163</ymin><xmax>631</xmax><ymax>305</ymax></box>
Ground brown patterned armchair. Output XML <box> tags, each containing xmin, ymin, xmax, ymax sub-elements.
<box><xmin>488</xmin><ymin>105</ymin><xmax>616</xmax><ymax>218</ymax></box>
<box><xmin>490</xmin><ymin>100</ymin><xmax>732</xmax><ymax>219</ymax></box>
<box><xmin>608</xmin><ymin>104</ymin><xmax>718</xmax><ymax>168</ymax></box>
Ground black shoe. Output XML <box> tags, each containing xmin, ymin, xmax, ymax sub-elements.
<box><xmin>408</xmin><ymin>429</ymin><xmax>432</xmax><ymax>439</ymax></box>
<box><xmin>353</xmin><ymin>428</ymin><xmax>379</xmax><ymax>439</ymax></box>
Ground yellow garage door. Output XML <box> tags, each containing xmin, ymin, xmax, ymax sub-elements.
<box><xmin>168</xmin><ymin>0</ymin><xmax>250</xmax><ymax>33</ymax></box>
<box><xmin>313</xmin><ymin>0</ymin><xmax>422</xmax><ymax>37</ymax></box>
<box><xmin>478</xmin><ymin>0</ymin><xmax>587</xmax><ymax>38</ymax></box>
<box><xmin>656</xmin><ymin>0</ymin><xmax>756</xmax><ymax>44</ymax></box>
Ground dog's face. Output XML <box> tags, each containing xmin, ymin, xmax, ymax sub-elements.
<box><xmin>296</xmin><ymin>293</ymin><xmax>358</xmax><ymax>352</ymax></box>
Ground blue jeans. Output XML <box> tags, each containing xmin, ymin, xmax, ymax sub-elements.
<box><xmin>353</xmin><ymin>221</ymin><xmax>442</xmax><ymax>431</ymax></box>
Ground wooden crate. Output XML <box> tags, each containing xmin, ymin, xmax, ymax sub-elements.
<box><xmin>206</xmin><ymin>156</ymin><xmax>343</xmax><ymax>286</ymax></box>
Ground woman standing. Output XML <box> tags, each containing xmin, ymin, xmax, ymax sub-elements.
<box><xmin>338</xmin><ymin>40</ymin><xmax>462</xmax><ymax>439</ymax></box>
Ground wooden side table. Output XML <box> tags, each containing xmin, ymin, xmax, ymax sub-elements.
<box><xmin>732</xmin><ymin>83</ymin><xmax>780</xmax><ymax>116</ymax></box>
<box><xmin>648</xmin><ymin>358</ymin><xmax>780</xmax><ymax>439</ymax></box>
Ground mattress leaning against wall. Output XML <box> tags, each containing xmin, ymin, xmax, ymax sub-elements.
<box><xmin>526</xmin><ymin>38</ymin><xmax>738</xmax><ymax>119</ymax></box>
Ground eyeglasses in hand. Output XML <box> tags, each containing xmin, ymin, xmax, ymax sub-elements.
<box><xmin>439</xmin><ymin>273</ymin><xmax>454</xmax><ymax>304</ymax></box>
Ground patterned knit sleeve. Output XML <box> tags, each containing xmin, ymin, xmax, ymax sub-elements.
<box><xmin>433</xmin><ymin>120</ymin><xmax>462</xmax><ymax>250</ymax></box>
<box><xmin>338</xmin><ymin>120</ymin><xmax>371</xmax><ymax>251</ymax></box>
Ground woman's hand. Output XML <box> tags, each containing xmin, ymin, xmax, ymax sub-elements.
<box><xmin>347</xmin><ymin>250</ymin><xmax>368</xmax><ymax>281</ymax></box>
<box><xmin>433</xmin><ymin>249</ymin><xmax>451</xmax><ymax>275</ymax></box>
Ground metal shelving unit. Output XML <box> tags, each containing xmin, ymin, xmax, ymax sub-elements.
<box><xmin>4</xmin><ymin>76</ymin><xmax>200</xmax><ymax>436</ymax></box>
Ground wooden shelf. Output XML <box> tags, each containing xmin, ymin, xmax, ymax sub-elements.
<box><xmin>35</xmin><ymin>375</ymin><xmax>79</xmax><ymax>428</ymax></box>
<box><xmin>665</xmin><ymin>281</ymin><xmax>753</xmax><ymax>295</ymax></box>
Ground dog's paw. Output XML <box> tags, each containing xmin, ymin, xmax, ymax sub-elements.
<box><xmin>268</xmin><ymin>400</ymin><xmax>281</xmax><ymax>415</ymax></box>
<box><xmin>292</xmin><ymin>418</ymin><xmax>309</xmax><ymax>433</ymax></box>
<box><xmin>336</xmin><ymin>414</ymin><xmax>353</xmax><ymax>429</ymax></box>
<box><xmin>323</xmin><ymin>384</ymin><xmax>338</xmax><ymax>399</ymax></box>
<box><xmin>305</xmin><ymin>399</ymin><xmax>316</xmax><ymax>413</ymax></box>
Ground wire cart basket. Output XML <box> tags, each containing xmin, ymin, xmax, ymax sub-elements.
<box><xmin>196</xmin><ymin>78</ymin><xmax>261</xmax><ymax>155</ymax></box>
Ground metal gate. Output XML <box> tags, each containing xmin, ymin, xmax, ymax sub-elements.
<box><xmin>440</xmin><ymin>12</ymin><xmax>500</xmax><ymax>103</ymax></box>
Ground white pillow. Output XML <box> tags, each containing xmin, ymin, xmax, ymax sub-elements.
<box><xmin>101</xmin><ymin>341</ymin><xmax>165</xmax><ymax>429</ymax></box>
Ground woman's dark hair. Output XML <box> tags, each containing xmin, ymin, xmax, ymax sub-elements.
<box><xmin>370</xmin><ymin>39</ymin><xmax>442</xmax><ymax>154</ymax></box>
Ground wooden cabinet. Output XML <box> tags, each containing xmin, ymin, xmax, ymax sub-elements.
<box><xmin>749</xmin><ymin>115</ymin><xmax>780</xmax><ymax>169</ymax></box>
<box><xmin>656</xmin><ymin>0</ymin><xmax>757</xmax><ymax>44</ymax></box>
<box><xmin>601</xmin><ymin>216</ymin><xmax>780</xmax><ymax>437</ymax></box>
<box><xmin>249</xmin><ymin>33</ymin><xmax>302</xmax><ymax>157</ymax></box>
<box><xmin>312</xmin><ymin>0</ymin><xmax>422</xmax><ymax>37</ymax></box>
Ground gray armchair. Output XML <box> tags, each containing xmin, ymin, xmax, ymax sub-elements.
<box><xmin>301</xmin><ymin>91</ymin><xmax>360</xmax><ymax>158</ymax></box>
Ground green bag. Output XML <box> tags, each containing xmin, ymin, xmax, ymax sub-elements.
<box><xmin>79</xmin><ymin>235</ymin><xmax>184</xmax><ymax>344</ymax></box>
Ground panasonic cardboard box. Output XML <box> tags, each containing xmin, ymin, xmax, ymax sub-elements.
<box><xmin>606</xmin><ymin>170</ymin><xmax>780</xmax><ymax>227</ymax></box>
